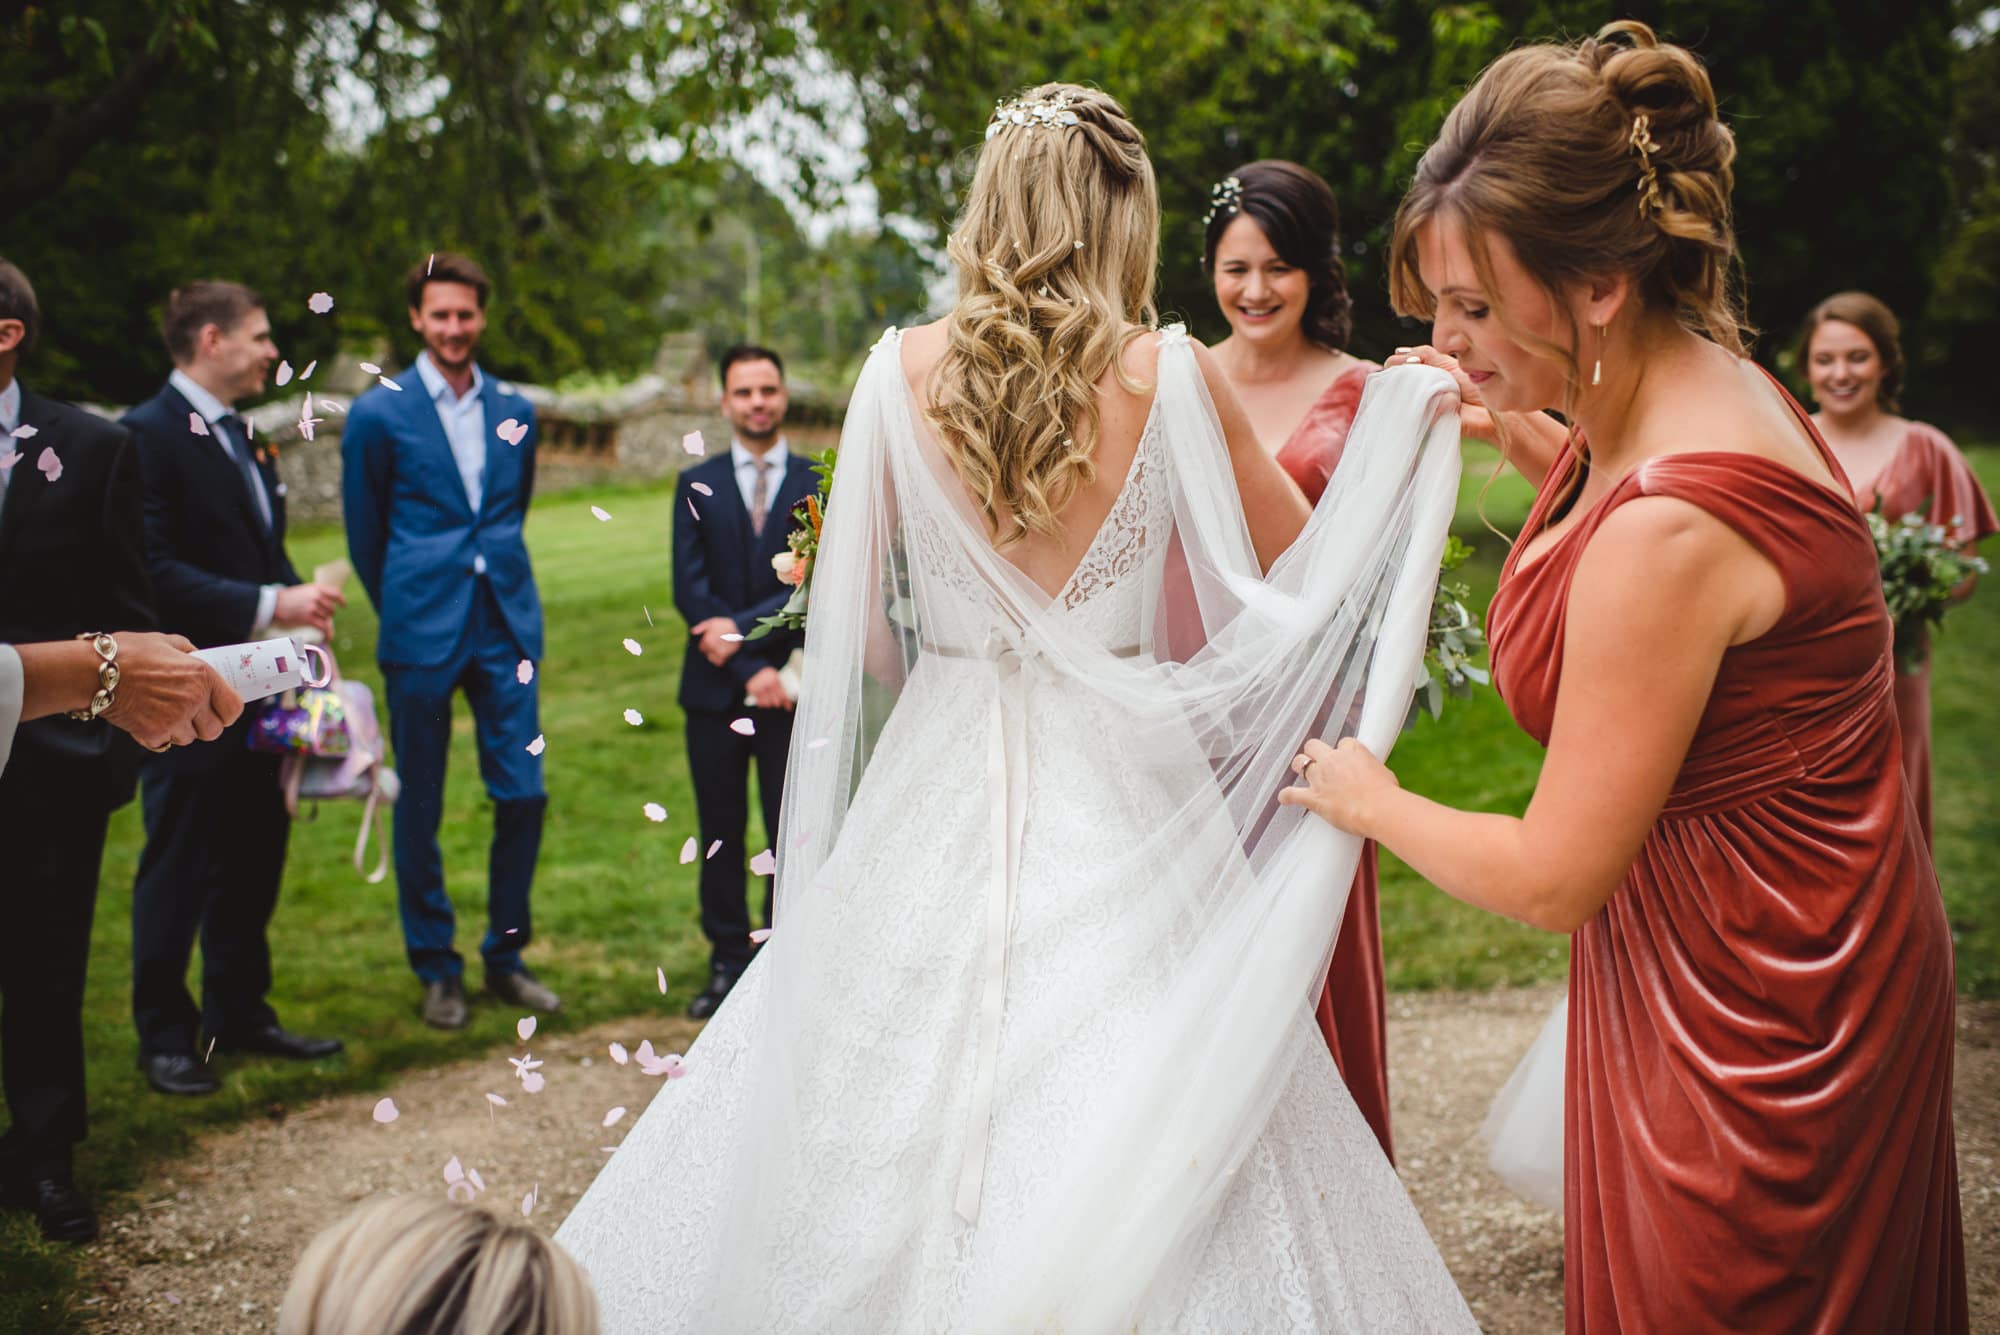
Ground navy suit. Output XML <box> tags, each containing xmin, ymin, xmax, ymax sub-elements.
<box><xmin>124</xmin><ymin>380</ymin><xmax>299</xmax><ymax>1059</ymax></box>
<box><xmin>0</xmin><ymin>385</ymin><xmax>153</xmax><ymax>1180</ymax></box>
<box><xmin>342</xmin><ymin>364</ymin><xmax>546</xmax><ymax>985</ymax></box>
<box><xmin>673</xmin><ymin>449</ymin><xmax>812</xmax><ymax>977</ymax></box>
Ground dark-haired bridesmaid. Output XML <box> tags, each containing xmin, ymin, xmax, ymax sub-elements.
<box><xmin>1203</xmin><ymin>159</ymin><xmax>1392</xmax><ymax>1161</ymax></box>
<box><xmin>1801</xmin><ymin>291</ymin><xmax>1996</xmax><ymax>849</ymax></box>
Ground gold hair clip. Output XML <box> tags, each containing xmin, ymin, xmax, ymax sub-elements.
<box><xmin>1629</xmin><ymin>114</ymin><xmax>1664</xmax><ymax>216</ymax></box>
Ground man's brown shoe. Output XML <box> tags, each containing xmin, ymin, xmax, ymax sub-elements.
<box><xmin>486</xmin><ymin>968</ymin><xmax>561</xmax><ymax>1012</ymax></box>
<box><xmin>421</xmin><ymin>976</ymin><xmax>470</xmax><ymax>1030</ymax></box>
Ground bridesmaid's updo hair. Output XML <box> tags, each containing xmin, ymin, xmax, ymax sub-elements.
<box><xmin>1388</xmin><ymin>20</ymin><xmax>1749</xmax><ymax>391</ymax></box>
<box><xmin>1797</xmin><ymin>291</ymin><xmax>1905</xmax><ymax>413</ymax></box>
<box><xmin>1202</xmin><ymin>160</ymin><xmax>1354</xmax><ymax>351</ymax></box>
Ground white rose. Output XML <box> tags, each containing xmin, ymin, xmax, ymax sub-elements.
<box><xmin>771</xmin><ymin>551</ymin><xmax>798</xmax><ymax>578</ymax></box>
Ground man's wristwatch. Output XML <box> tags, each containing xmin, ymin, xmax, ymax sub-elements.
<box><xmin>65</xmin><ymin>632</ymin><xmax>121</xmax><ymax>721</ymax></box>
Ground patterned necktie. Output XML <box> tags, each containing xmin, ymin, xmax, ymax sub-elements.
<box><xmin>750</xmin><ymin>457</ymin><xmax>773</xmax><ymax>537</ymax></box>
<box><xmin>218</xmin><ymin>414</ymin><xmax>272</xmax><ymax>533</ymax></box>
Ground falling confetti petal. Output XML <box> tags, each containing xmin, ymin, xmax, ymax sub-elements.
<box><xmin>591</xmin><ymin>505</ymin><xmax>612</xmax><ymax>522</ymax></box>
<box><xmin>188</xmin><ymin>412</ymin><xmax>211</xmax><ymax>437</ymax></box>
<box><xmin>9</xmin><ymin>423</ymin><xmax>37</xmax><ymax>439</ymax></box>
<box><xmin>624</xmin><ymin>708</ymin><xmax>644</xmax><ymax>726</ymax></box>
<box><xmin>603</xmin><ymin>1106</ymin><xmax>627</xmax><ymax>1128</ymax></box>
<box><xmin>301</xmin><ymin>359</ymin><xmax>318</xmax><ymax>380</ymax></box>
<box><xmin>690</xmin><ymin>481</ymin><xmax>713</xmax><ymax>496</ymax></box>
<box><xmin>609</xmin><ymin>1042</ymin><xmax>629</xmax><ymax>1065</ymax></box>
<box><xmin>643</xmin><ymin>606</ymin><xmax>654</xmax><ymax>626</ymax></box>
<box><xmin>378</xmin><ymin>375</ymin><xmax>404</xmax><ymax>392</ymax></box>
<box><xmin>643</xmin><ymin>802</ymin><xmax>667</xmax><ymax>822</ymax></box>
<box><xmin>679</xmin><ymin>836</ymin><xmax>698</xmax><ymax>864</ymax></box>
<box><xmin>688</xmin><ymin>498</ymin><xmax>700</xmax><ymax>522</ymax></box>
<box><xmin>468</xmin><ymin>1166</ymin><xmax>485</xmax><ymax>1191</ymax></box>
<box><xmin>522</xmin><ymin>1188</ymin><xmax>537</xmax><ymax>1218</ymax></box>
<box><xmin>485</xmin><ymin>1092</ymin><xmax>509</xmax><ymax>1107</ymax></box>
<box><xmin>372</xmin><ymin>1097</ymin><xmax>399</xmax><ymax>1123</ymax></box>
<box><xmin>0</xmin><ymin>451</ymin><xmax>17</xmax><ymax>469</ymax></box>
<box><xmin>444</xmin><ymin>1155</ymin><xmax>465</xmax><ymax>1184</ymax></box>
<box><xmin>447</xmin><ymin>1180</ymin><xmax>476</xmax><ymax>1204</ymax></box>
<box><xmin>495</xmin><ymin>417</ymin><xmax>528</xmax><ymax>446</ymax></box>
<box><xmin>522</xmin><ymin>1071</ymin><xmax>546</xmax><ymax>1093</ymax></box>
<box><xmin>307</xmin><ymin>292</ymin><xmax>335</xmax><ymax>314</ymax></box>
<box><xmin>275</xmin><ymin>361</ymin><xmax>294</xmax><ymax>386</ymax></box>
<box><xmin>750</xmin><ymin>848</ymin><xmax>777</xmax><ymax>876</ymax></box>
<box><xmin>656</xmin><ymin>967</ymin><xmax>667</xmax><ymax>994</ymax></box>
<box><xmin>681</xmin><ymin>430</ymin><xmax>706</xmax><ymax>456</ymax></box>
<box><xmin>622</xmin><ymin>638</ymin><xmax>643</xmax><ymax>656</ymax></box>
<box><xmin>526</xmin><ymin>734</ymin><xmax>546</xmax><ymax>756</ymax></box>
<box><xmin>516</xmin><ymin>659</ymin><xmax>534</xmax><ymax>684</ymax></box>
<box><xmin>807</xmin><ymin>737</ymin><xmax>830</xmax><ymax>750</ymax></box>
<box><xmin>516</xmin><ymin>1016</ymin><xmax>537</xmax><ymax>1041</ymax></box>
<box><xmin>729</xmin><ymin>717</ymin><xmax>756</xmax><ymax>736</ymax></box>
<box><xmin>749</xmin><ymin>928</ymin><xmax>773</xmax><ymax>944</ymax></box>
<box><xmin>707</xmin><ymin>840</ymin><xmax>722</xmax><ymax>859</ymax></box>
<box><xmin>721</xmin><ymin>633</ymin><xmax>746</xmax><ymax>643</ymax></box>
<box><xmin>427</xmin><ymin>252</ymin><xmax>436</xmax><ymax>274</ymax></box>
<box><xmin>205</xmin><ymin>1036</ymin><xmax>217</xmax><ymax>1064</ymax></box>
<box><xmin>359</xmin><ymin>361</ymin><xmax>382</xmax><ymax>375</ymax></box>
<box><xmin>36</xmin><ymin>447</ymin><xmax>60</xmax><ymax>482</ymax></box>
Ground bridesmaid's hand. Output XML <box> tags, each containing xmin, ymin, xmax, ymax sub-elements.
<box><xmin>1277</xmin><ymin>737</ymin><xmax>1399</xmax><ymax>837</ymax></box>
<box><xmin>1389</xmin><ymin>345</ymin><xmax>1494</xmax><ymax>442</ymax></box>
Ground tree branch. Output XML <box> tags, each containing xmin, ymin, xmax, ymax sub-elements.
<box><xmin>0</xmin><ymin>38</ymin><xmax>178</xmax><ymax>208</ymax></box>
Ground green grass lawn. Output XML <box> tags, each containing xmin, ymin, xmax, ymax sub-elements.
<box><xmin>4</xmin><ymin>444</ymin><xmax>1997</xmax><ymax>1329</ymax></box>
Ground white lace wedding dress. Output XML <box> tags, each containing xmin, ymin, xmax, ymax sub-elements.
<box><xmin>556</xmin><ymin>329</ymin><xmax>1477</xmax><ymax>1333</ymax></box>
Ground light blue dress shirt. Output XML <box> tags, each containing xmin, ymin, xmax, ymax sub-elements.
<box><xmin>414</xmin><ymin>352</ymin><xmax>488</xmax><ymax>575</ymax></box>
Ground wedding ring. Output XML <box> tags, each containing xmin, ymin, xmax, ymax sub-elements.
<box><xmin>147</xmin><ymin>741</ymin><xmax>173</xmax><ymax>753</ymax></box>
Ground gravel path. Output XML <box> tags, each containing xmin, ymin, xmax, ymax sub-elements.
<box><xmin>73</xmin><ymin>985</ymin><xmax>1998</xmax><ymax>1331</ymax></box>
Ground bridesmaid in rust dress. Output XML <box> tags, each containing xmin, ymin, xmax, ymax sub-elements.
<box><xmin>1800</xmin><ymin>291</ymin><xmax>1996</xmax><ymax>848</ymax></box>
<box><xmin>1283</xmin><ymin>22</ymin><xmax>1966</xmax><ymax>1332</ymax></box>
<box><xmin>1203</xmin><ymin>159</ymin><xmax>1391</xmax><ymax>1160</ymax></box>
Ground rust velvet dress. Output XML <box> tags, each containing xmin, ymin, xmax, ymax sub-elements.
<box><xmin>1275</xmin><ymin>360</ymin><xmax>1395</xmax><ymax>1162</ymax></box>
<box><xmin>1852</xmin><ymin>421</ymin><xmax>1997</xmax><ymax>850</ymax></box>
<box><xmin>1486</xmin><ymin>406</ymin><xmax>1967</xmax><ymax>1331</ymax></box>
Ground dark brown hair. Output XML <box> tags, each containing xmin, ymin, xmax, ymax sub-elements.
<box><xmin>1388</xmin><ymin>20</ymin><xmax>1748</xmax><ymax>403</ymax></box>
<box><xmin>161</xmin><ymin>281</ymin><xmax>265</xmax><ymax>365</ymax></box>
<box><xmin>0</xmin><ymin>258</ymin><xmax>39</xmax><ymax>359</ymax></box>
<box><xmin>1797</xmin><ymin>290</ymin><xmax>1903</xmax><ymax>413</ymax></box>
<box><xmin>1203</xmin><ymin>160</ymin><xmax>1354</xmax><ymax>350</ymax></box>
<box><xmin>718</xmin><ymin>343</ymin><xmax>785</xmax><ymax>388</ymax></box>
<box><xmin>406</xmin><ymin>252</ymin><xmax>491</xmax><ymax>311</ymax></box>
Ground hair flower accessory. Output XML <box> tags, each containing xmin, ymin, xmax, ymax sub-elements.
<box><xmin>1203</xmin><ymin>175</ymin><xmax>1244</xmax><ymax>227</ymax></box>
<box><xmin>986</xmin><ymin>91</ymin><xmax>1082</xmax><ymax>139</ymax></box>
<box><xmin>1628</xmin><ymin>114</ymin><xmax>1664</xmax><ymax>216</ymax></box>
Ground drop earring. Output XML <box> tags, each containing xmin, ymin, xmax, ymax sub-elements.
<box><xmin>1591</xmin><ymin>324</ymin><xmax>1606</xmax><ymax>387</ymax></box>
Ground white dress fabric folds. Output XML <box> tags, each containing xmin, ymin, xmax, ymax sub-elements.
<box><xmin>555</xmin><ymin>327</ymin><xmax>1477</xmax><ymax>1332</ymax></box>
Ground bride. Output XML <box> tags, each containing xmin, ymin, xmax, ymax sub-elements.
<box><xmin>555</xmin><ymin>84</ymin><xmax>1476</xmax><ymax>1332</ymax></box>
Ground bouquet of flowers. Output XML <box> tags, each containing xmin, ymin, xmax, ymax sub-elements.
<box><xmin>747</xmin><ymin>447</ymin><xmax>837</xmax><ymax>641</ymax></box>
<box><xmin>1866</xmin><ymin>499</ymin><xmax>1989</xmax><ymax>673</ymax></box>
<box><xmin>1411</xmin><ymin>535</ymin><xmax>1489</xmax><ymax>724</ymax></box>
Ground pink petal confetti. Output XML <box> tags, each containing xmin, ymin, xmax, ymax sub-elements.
<box><xmin>495</xmin><ymin>417</ymin><xmax>528</xmax><ymax>446</ymax></box>
<box><xmin>521</xmin><ymin>1071</ymin><xmax>546</xmax><ymax>1093</ymax></box>
<box><xmin>643</xmin><ymin>802</ymin><xmax>666</xmax><ymax>822</ymax></box>
<box><xmin>427</xmin><ymin>253</ymin><xmax>436</xmax><ymax>275</ymax></box>
<box><xmin>806</xmin><ymin>737</ymin><xmax>830</xmax><ymax>750</ymax></box>
<box><xmin>622</xmin><ymin>637</ymin><xmax>643</xmax><ymax>656</ymax></box>
<box><xmin>468</xmin><ymin>1166</ymin><xmax>485</xmax><ymax>1191</ymax></box>
<box><xmin>623</xmin><ymin>708</ymin><xmax>644</xmax><ymax>726</ymax></box>
<box><xmin>9</xmin><ymin>423</ymin><xmax>37</xmax><ymax>439</ymax></box>
<box><xmin>608</xmin><ymin>1042</ymin><xmax>629</xmax><ymax>1065</ymax></box>
<box><xmin>359</xmin><ymin>361</ymin><xmax>382</xmax><ymax>375</ymax></box>
<box><xmin>707</xmin><ymin>840</ymin><xmax>722</xmax><ymax>859</ymax></box>
<box><xmin>447</xmin><ymin>1180</ymin><xmax>476</xmax><ymax>1204</ymax></box>
<box><xmin>656</xmin><ymin>966</ymin><xmax>667</xmax><ymax>994</ymax></box>
<box><xmin>643</xmin><ymin>606</ymin><xmax>654</xmax><ymax>627</ymax></box>
<box><xmin>729</xmin><ymin>717</ymin><xmax>756</xmax><ymax>736</ymax></box>
<box><xmin>521</xmin><ymin>1186</ymin><xmax>537</xmax><ymax>1217</ymax></box>
<box><xmin>485</xmin><ymin>1091</ymin><xmax>509</xmax><ymax>1108</ymax></box>
<box><xmin>721</xmin><ymin>633</ymin><xmax>746</xmax><ymax>643</ymax></box>
<box><xmin>443</xmin><ymin>1155</ymin><xmax>466</xmax><ymax>1184</ymax></box>
<box><xmin>690</xmin><ymin>481</ymin><xmax>713</xmax><ymax>496</ymax></box>
<box><xmin>307</xmin><ymin>291</ymin><xmax>335</xmax><ymax>314</ymax></box>
<box><xmin>516</xmin><ymin>1015</ymin><xmax>537</xmax><ymax>1041</ymax></box>
<box><xmin>749</xmin><ymin>848</ymin><xmax>777</xmax><ymax>876</ymax></box>
<box><xmin>316</xmin><ymin>396</ymin><xmax>345</xmax><ymax>414</ymax></box>
<box><xmin>526</xmin><ymin>734</ymin><xmax>546</xmax><ymax>755</ymax></box>
<box><xmin>681</xmin><ymin>430</ymin><xmax>706</xmax><ymax>456</ymax></box>
<box><xmin>688</xmin><ymin>498</ymin><xmax>700</xmax><ymax>522</ymax></box>
<box><xmin>301</xmin><ymin>359</ymin><xmax>318</xmax><ymax>380</ymax></box>
<box><xmin>188</xmin><ymin>412</ymin><xmax>211</xmax><ymax>437</ymax></box>
<box><xmin>245</xmin><ymin>419</ymin><xmax>255</xmax><ymax>438</ymax></box>
<box><xmin>0</xmin><ymin>451</ymin><xmax>18</xmax><ymax>469</ymax></box>
<box><xmin>516</xmin><ymin>659</ymin><xmax>534</xmax><ymax>684</ymax></box>
<box><xmin>591</xmin><ymin>505</ymin><xmax>612</xmax><ymax>522</ymax></box>
<box><xmin>602</xmin><ymin>1106</ymin><xmax>627</xmax><ymax>1128</ymax></box>
<box><xmin>36</xmin><ymin>447</ymin><xmax>60</xmax><ymax>482</ymax></box>
<box><xmin>204</xmin><ymin>1036</ymin><xmax>217</xmax><ymax>1064</ymax></box>
<box><xmin>275</xmin><ymin>361</ymin><xmax>294</xmax><ymax>386</ymax></box>
<box><xmin>507</xmin><ymin>1052</ymin><xmax>544</xmax><ymax>1080</ymax></box>
<box><xmin>679</xmin><ymin>836</ymin><xmax>698</xmax><ymax>864</ymax></box>
<box><xmin>749</xmin><ymin>928</ymin><xmax>773</xmax><ymax>944</ymax></box>
<box><xmin>372</xmin><ymin>1097</ymin><xmax>399</xmax><ymax>1123</ymax></box>
<box><xmin>378</xmin><ymin>375</ymin><xmax>404</xmax><ymax>392</ymax></box>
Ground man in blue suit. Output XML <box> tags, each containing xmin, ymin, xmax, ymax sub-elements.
<box><xmin>342</xmin><ymin>253</ymin><xmax>557</xmax><ymax>1030</ymax></box>
<box><xmin>673</xmin><ymin>345</ymin><xmax>813</xmax><ymax>1018</ymax></box>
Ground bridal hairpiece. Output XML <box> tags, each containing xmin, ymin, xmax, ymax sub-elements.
<box><xmin>1203</xmin><ymin>175</ymin><xmax>1244</xmax><ymax>227</ymax></box>
<box><xmin>986</xmin><ymin>91</ymin><xmax>1082</xmax><ymax>139</ymax></box>
<box><xmin>1628</xmin><ymin>114</ymin><xmax>1664</xmax><ymax>216</ymax></box>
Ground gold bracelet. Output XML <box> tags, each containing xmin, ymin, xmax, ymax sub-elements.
<box><xmin>65</xmin><ymin>632</ymin><xmax>121</xmax><ymax>722</ymax></box>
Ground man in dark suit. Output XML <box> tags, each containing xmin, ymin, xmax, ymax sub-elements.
<box><xmin>0</xmin><ymin>258</ymin><xmax>154</xmax><ymax>1241</ymax></box>
<box><xmin>124</xmin><ymin>281</ymin><xmax>345</xmax><ymax>1099</ymax></box>
<box><xmin>674</xmin><ymin>344</ymin><xmax>812</xmax><ymax>1018</ymax></box>
<box><xmin>342</xmin><ymin>253</ymin><xmax>557</xmax><ymax>1030</ymax></box>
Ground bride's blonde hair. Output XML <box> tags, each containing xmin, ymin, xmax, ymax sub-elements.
<box><xmin>928</xmin><ymin>83</ymin><xmax>1159</xmax><ymax>547</ymax></box>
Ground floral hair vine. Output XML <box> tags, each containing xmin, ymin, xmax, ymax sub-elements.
<box><xmin>986</xmin><ymin>91</ymin><xmax>1082</xmax><ymax>139</ymax></box>
<box><xmin>1203</xmin><ymin>175</ymin><xmax>1244</xmax><ymax>227</ymax></box>
<box><xmin>1628</xmin><ymin>114</ymin><xmax>1664</xmax><ymax>216</ymax></box>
